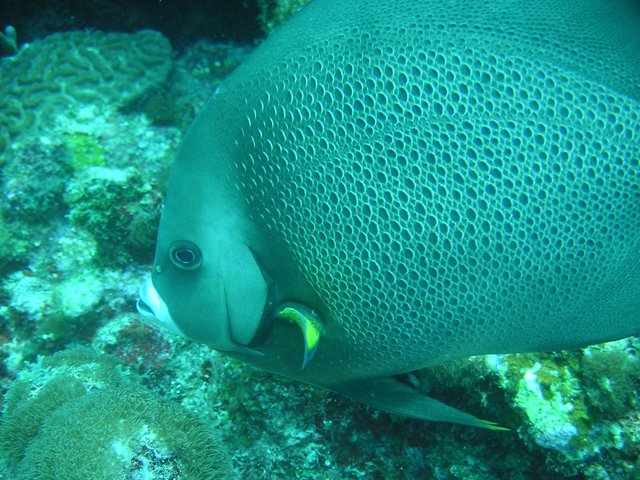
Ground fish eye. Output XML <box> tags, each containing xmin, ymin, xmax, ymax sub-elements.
<box><xmin>169</xmin><ymin>240</ymin><xmax>202</xmax><ymax>271</ymax></box>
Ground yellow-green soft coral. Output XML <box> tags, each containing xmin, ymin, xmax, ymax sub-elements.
<box><xmin>16</xmin><ymin>387</ymin><xmax>230</xmax><ymax>480</ymax></box>
<box><xmin>63</xmin><ymin>133</ymin><xmax>106</xmax><ymax>170</ymax></box>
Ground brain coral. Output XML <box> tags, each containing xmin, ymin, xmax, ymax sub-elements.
<box><xmin>0</xmin><ymin>29</ymin><xmax>173</xmax><ymax>156</ymax></box>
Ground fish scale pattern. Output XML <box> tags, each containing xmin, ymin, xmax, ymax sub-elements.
<box><xmin>220</xmin><ymin>0</ymin><xmax>640</xmax><ymax>373</ymax></box>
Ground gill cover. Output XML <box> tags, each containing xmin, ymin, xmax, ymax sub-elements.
<box><xmin>222</xmin><ymin>246</ymin><xmax>275</xmax><ymax>347</ymax></box>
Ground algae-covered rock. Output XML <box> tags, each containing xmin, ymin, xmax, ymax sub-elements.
<box><xmin>1</xmin><ymin>142</ymin><xmax>71</xmax><ymax>223</ymax></box>
<box><xmin>0</xmin><ymin>29</ymin><xmax>173</xmax><ymax>156</ymax></box>
<box><xmin>153</xmin><ymin>41</ymin><xmax>251</xmax><ymax>133</ymax></box>
<box><xmin>0</xmin><ymin>218</ymin><xmax>29</xmax><ymax>273</ymax></box>
<box><xmin>582</xmin><ymin>339</ymin><xmax>640</xmax><ymax>419</ymax></box>
<box><xmin>64</xmin><ymin>167</ymin><xmax>163</xmax><ymax>266</ymax></box>
<box><xmin>487</xmin><ymin>342</ymin><xmax>640</xmax><ymax>477</ymax></box>
<box><xmin>3</xmin><ymin>225</ymin><xmax>105</xmax><ymax>344</ymax></box>
<box><xmin>258</xmin><ymin>0</ymin><xmax>311</xmax><ymax>34</ymax></box>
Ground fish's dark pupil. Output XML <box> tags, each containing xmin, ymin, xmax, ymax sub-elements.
<box><xmin>175</xmin><ymin>249</ymin><xmax>195</xmax><ymax>264</ymax></box>
<box><xmin>169</xmin><ymin>240</ymin><xmax>202</xmax><ymax>270</ymax></box>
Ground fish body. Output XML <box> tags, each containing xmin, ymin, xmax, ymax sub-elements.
<box><xmin>138</xmin><ymin>0</ymin><xmax>640</xmax><ymax>426</ymax></box>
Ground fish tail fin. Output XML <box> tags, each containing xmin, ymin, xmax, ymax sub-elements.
<box><xmin>329</xmin><ymin>377</ymin><xmax>508</xmax><ymax>431</ymax></box>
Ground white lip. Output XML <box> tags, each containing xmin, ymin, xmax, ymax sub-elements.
<box><xmin>136</xmin><ymin>277</ymin><xmax>184</xmax><ymax>337</ymax></box>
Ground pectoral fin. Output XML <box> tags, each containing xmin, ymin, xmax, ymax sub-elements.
<box><xmin>275</xmin><ymin>302</ymin><xmax>322</xmax><ymax>370</ymax></box>
<box><xmin>329</xmin><ymin>377</ymin><xmax>507</xmax><ymax>430</ymax></box>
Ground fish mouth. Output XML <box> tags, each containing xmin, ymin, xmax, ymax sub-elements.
<box><xmin>136</xmin><ymin>276</ymin><xmax>266</xmax><ymax>357</ymax></box>
<box><xmin>136</xmin><ymin>297</ymin><xmax>154</xmax><ymax>318</ymax></box>
<box><xmin>136</xmin><ymin>277</ymin><xmax>184</xmax><ymax>336</ymax></box>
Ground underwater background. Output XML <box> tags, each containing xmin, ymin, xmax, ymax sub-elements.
<box><xmin>0</xmin><ymin>0</ymin><xmax>639</xmax><ymax>478</ymax></box>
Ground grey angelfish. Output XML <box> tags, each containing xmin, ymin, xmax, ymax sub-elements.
<box><xmin>138</xmin><ymin>0</ymin><xmax>640</xmax><ymax>428</ymax></box>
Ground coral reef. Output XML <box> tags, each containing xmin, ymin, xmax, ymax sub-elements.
<box><xmin>123</xmin><ymin>42</ymin><xmax>251</xmax><ymax>132</ymax></box>
<box><xmin>1</xmin><ymin>142</ymin><xmax>71</xmax><ymax>222</ymax></box>
<box><xmin>64</xmin><ymin>166</ymin><xmax>163</xmax><ymax>266</ymax></box>
<box><xmin>258</xmin><ymin>0</ymin><xmax>311</xmax><ymax>34</ymax></box>
<box><xmin>0</xmin><ymin>97</ymin><xmax>172</xmax><ymax>364</ymax></box>
<box><xmin>0</xmin><ymin>347</ymin><xmax>230</xmax><ymax>480</ymax></box>
<box><xmin>485</xmin><ymin>339</ymin><xmax>640</xmax><ymax>478</ymax></box>
<box><xmin>0</xmin><ymin>218</ymin><xmax>29</xmax><ymax>274</ymax></box>
<box><xmin>1</xmin><ymin>224</ymin><xmax>147</xmax><ymax>356</ymax></box>
<box><xmin>18</xmin><ymin>387</ymin><xmax>229</xmax><ymax>480</ymax></box>
<box><xmin>0</xmin><ymin>29</ymin><xmax>173</xmax><ymax>157</ymax></box>
<box><xmin>582</xmin><ymin>340</ymin><xmax>640</xmax><ymax>419</ymax></box>
<box><xmin>0</xmin><ymin>346</ymin><xmax>125</xmax><ymax>470</ymax></box>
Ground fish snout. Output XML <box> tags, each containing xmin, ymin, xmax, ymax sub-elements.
<box><xmin>136</xmin><ymin>249</ymin><xmax>322</xmax><ymax>368</ymax></box>
<box><xmin>136</xmin><ymin>277</ymin><xmax>184</xmax><ymax>336</ymax></box>
<box><xmin>135</xmin><ymin>268</ymin><xmax>269</xmax><ymax>358</ymax></box>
